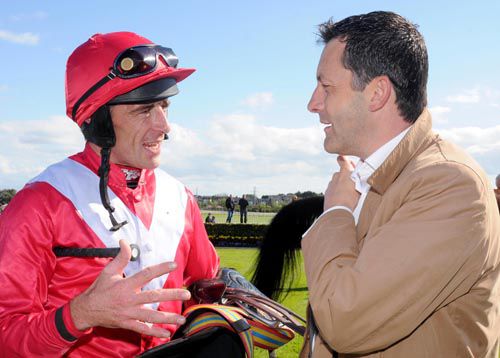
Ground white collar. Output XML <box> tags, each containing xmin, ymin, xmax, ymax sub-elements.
<box><xmin>351</xmin><ymin>126</ymin><xmax>411</xmax><ymax>193</ymax></box>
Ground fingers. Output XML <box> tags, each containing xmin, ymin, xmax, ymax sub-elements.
<box><xmin>132</xmin><ymin>307</ymin><xmax>186</xmax><ymax>326</ymax></box>
<box><xmin>135</xmin><ymin>288</ymin><xmax>191</xmax><ymax>305</ymax></box>
<box><xmin>103</xmin><ymin>240</ymin><xmax>131</xmax><ymax>276</ymax></box>
<box><xmin>127</xmin><ymin>261</ymin><xmax>178</xmax><ymax>288</ymax></box>
<box><xmin>324</xmin><ymin>156</ymin><xmax>361</xmax><ymax>211</ymax></box>
<box><xmin>337</xmin><ymin>155</ymin><xmax>356</xmax><ymax>172</ymax></box>
<box><xmin>118</xmin><ymin>307</ymin><xmax>187</xmax><ymax>338</ymax></box>
<box><xmin>121</xmin><ymin>319</ymin><xmax>172</xmax><ymax>339</ymax></box>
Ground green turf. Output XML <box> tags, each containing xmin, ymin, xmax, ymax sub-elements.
<box><xmin>216</xmin><ymin>247</ymin><xmax>307</xmax><ymax>357</ymax></box>
<box><xmin>201</xmin><ymin>210</ymin><xmax>275</xmax><ymax>225</ymax></box>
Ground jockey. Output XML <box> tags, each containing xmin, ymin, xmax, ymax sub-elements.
<box><xmin>0</xmin><ymin>32</ymin><xmax>219</xmax><ymax>356</ymax></box>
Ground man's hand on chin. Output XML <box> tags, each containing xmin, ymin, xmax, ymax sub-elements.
<box><xmin>323</xmin><ymin>155</ymin><xmax>360</xmax><ymax>212</ymax></box>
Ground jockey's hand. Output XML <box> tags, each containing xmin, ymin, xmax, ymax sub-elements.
<box><xmin>70</xmin><ymin>240</ymin><xmax>190</xmax><ymax>338</ymax></box>
<box><xmin>324</xmin><ymin>155</ymin><xmax>360</xmax><ymax>212</ymax></box>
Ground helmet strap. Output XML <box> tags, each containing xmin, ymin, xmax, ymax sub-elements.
<box><xmin>98</xmin><ymin>147</ymin><xmax>128</xmax><ymax>232</ymax></box>
<box><xmin>82</xmin><ymin>105</ymin><xmax>128</xmax><ymax>231</ymax></box>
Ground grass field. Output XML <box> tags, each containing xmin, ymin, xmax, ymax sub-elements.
<box><xmin>201</xmin><ymin>210</ymin><xmax>275</xmax><ymax>225</ymax></box>
<box><xmin>217</xmin><ymin>247</ymin><xmax>308</xmax><ymax>358</ymax></box>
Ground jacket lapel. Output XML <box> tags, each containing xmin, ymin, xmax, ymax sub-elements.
<box><xmin>356</xmin><ymin>110</ymin><xmax>434</xmax><ymax>245</ymax></box>
<box><xmin>356</xmin><ymin>190</ymin><xmax>382</xmax><ymax>245</ymax></box>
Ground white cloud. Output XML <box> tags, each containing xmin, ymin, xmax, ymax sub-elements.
<box><xmin>0</xmin><ymin>116</ymin><xmax>84</xmax><ymax>187</ymax></box>
<box><xmin>0</xmin><ymin>113</ymin><xmax>335</xmax><ymax>195</ymax></box>
<box><xmin>9</xmin><ymin>11</ymin><xmax>48</xmax><ymax>22</ymax></box>
<box><xmin>3</xmin><ymin>113</ymin><xmax>498</xmax><ymax>195</ymax></box>
<box><xmin>484</xmin><ymin>88</ymin><xmax>500</xmax><ymax>107</ymax></box>
<box><xmin>240</xmin><ymin>92</ymin><xmax>274</xmax><ymax>108</ymax></box>
<box><xmin>429</xmin><ymin>106</ymin><xmax>451</xmax><ymax>124</ymax></box>
<box><xmin>436</xmin><ymin>125</ymin><xmax>500</xmax><ymax>150</ymax></box>
<box><xmin>429</xmin><ymin>106</ymin><xmax>451</xmax><ymax>114</ymax></box>
<box><xmin>0</xmin><ymin>30</ymin><xmax>39</xmax><ymax>45</ymax></box>
<box><xmin>0</xmin><ymin>155</ymin><xmax>16</xmax><ymax>175</ymax></box>
<box><xmin>446</xmin><ymin>89</ymin><xmax>480</xmax><ymax>104</ymax></box>
<box><xmin>161</xmin><ymin>113</ymin><xmax>334</xmax><ymax>194</ymax></box>
<box><xmin>435</xmin><ymin>125</ymin><xmax>500</xmax><ymax>177</ymax></box>
<box><xmin>444</xmin><ymin>86</ymin><xmax>500</xmax><ymax>109</ymax></box>
<box><xmin>164</xmin><ymin>119</ymin><xmax>500</xmax><ymax>193</ymax></box>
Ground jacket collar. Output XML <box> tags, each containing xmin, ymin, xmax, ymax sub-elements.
<box><xmin>368</xmin><ymin>109</ymin><xmax>435</xmax><ymax>195</ymax></box>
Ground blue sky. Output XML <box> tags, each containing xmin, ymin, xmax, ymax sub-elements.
<box><xmin>0</xmin><ymin>1</ymin><xmax>499</xmax><ymax>195</ymax></box>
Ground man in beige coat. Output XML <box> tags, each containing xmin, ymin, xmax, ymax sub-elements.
<box><xmin>301</xmin><ymin>11</ymin><xmax>500</xmax><ymax>357</ymax></box>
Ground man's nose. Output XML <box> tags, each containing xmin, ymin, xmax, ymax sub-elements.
<box><xmin>307</xmin><ymin>86</ymin><xmax>324</xmax><ymax>113</ymax></box>
<box><xmin>152</xmin><ymin>106</ymin><xmax>170</xmax><ymax>133</ymax></box>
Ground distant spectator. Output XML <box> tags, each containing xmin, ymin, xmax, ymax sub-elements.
<box><xmin>495</xmin><ymin>174</ymin><xmax>500</xmax><ymax>211</ymax></box>
<box><xmin>225</xmin><ymin>195</ymin><xmax>235</xmax><ymax>223</ymax></box>
<box><xmin>205</xmin><ymin>213</ymin><xmax>215</xmax><ymax>224</ymax></box>
<box><xmin>238</xmin><ymin>195</ymin><xmax>249</xmax><ymax>224</ymax></box>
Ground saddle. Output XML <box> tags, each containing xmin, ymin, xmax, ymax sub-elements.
<box><xmin>138</xmin><ymin>268</ymin><xmax>305</xmax><ymax>358</ymax></box>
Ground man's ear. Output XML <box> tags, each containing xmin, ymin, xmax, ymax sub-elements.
<box><xmin>367</xmin><ymin>76</ymin><xmax>392</xmax><ymax>112</ymax></box>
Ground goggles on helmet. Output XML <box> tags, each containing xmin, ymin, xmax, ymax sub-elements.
<box><xmin>72</xmin><ymin>45</ymin><xmax>179</xmax><ymax>119</ymax></box>
<box><xmin>113</xmin><ymin>45</ymin><xmax>178</xmax><ymax>78</ymax></box>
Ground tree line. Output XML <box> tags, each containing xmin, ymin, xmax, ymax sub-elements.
<box><xmin>0</xmin><ymin>189</ymin><xmax>16</xmax><ymax>206</ymax></box>
<box><xmin>198</xmin><ymin>191</ymin><xmax>323</xmax><ymax>213</ymax></box>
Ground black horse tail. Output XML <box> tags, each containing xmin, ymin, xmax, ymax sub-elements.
<box><xmin>251</xmin><ymin>196</ymin><xmax>324</xmax><ymax>301</ymax></box>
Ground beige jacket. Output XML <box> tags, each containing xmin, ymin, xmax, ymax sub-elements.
<box><xmin>301</xmin><ymin>110</ymin><xmax>500</xmax><ymax>357</ymax></box>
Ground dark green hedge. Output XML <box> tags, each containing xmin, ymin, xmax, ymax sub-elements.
<box><xmin>204</xmin><ymin>223</ymin><xmax>268</xmax><ymax>247</ymax></box>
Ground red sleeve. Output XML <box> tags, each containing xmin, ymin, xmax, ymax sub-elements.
<box><xmin>0</xmin><ymin>184</ymin><xmax>90</xmax><ymax>356</ymax></box>
<box><xmin>183</xmin><ymin>190</ymin><xmax>220</xmax><ymax>286</ymax></box>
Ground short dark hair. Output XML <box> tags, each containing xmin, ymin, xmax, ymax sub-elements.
<box><xmin>318</xmin><ymin>11</ymin><xmax>428</xmax><ymax>123</ymax></box>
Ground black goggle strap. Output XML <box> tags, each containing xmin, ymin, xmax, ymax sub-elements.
<box><xmin>98</xmin><ymin>147</ymin><xmax>128</xmax><ymax>232</ymax></box>
<box><xmin>72</xmin><ymin>72</ymin><xmax>117</xmax><ymax>121</ymax></box>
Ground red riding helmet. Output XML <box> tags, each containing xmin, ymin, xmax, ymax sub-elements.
<box><xmin>65</xmin><ymin>31</ymin><xmax>195</xmax><ymax>126</ymax></box>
